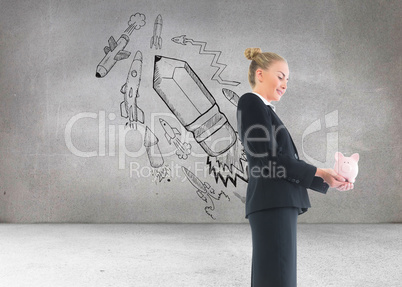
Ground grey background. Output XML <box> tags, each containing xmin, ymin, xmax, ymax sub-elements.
<box><xmin>0</xmin><ymin>0</ymin><xmax>401</xmax><ymax>223</ymax></box>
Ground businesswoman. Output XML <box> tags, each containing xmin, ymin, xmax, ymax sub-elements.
<box><xmin>237</xmin><ymin>48</ymin><xmax>353</xmax><ymax>287</ymax></box>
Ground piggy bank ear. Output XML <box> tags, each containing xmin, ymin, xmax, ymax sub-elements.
<box><xmin>351</xmin><ymin>153</ymin><xmax>359</xmax><ymax>162</ymax></box>
<box><xmin>335</xmin><ymin>152</ymin><xmax>344</xmax><ymax>161</ymax></box>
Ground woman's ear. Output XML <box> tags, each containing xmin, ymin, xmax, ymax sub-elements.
<box><xmin>255</xmin><ymin>68</ymin><xmax>263</xmax><ymax>83</ymax></box>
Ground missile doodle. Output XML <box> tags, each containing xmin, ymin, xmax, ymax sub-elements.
<box><xmin>153</xmin><ymin>55</ymin><xmax>237</xmax><ymax>157</ymax></box>
<box><xmin>120</xmin><ymin>51</ymin><xmax>144</xmax><ymax>130</ymax></box>
<box><xmin>150</xmin><ymin>14</ymin><xmax>163</xmax><ymax>49</ymax></box>
<box><xmin>96</xmin><ymin>34</ymin><xmax>131</xmax><ymax>78</ymax></box>
<box><xmin>233</xmin><ymin>191</ymin><xmax>246</xmax><ymax>204</ymax></box>
<box><xmin>159</xmin><ymin>118</ymin><xmax>191</xmax><ymax>160</ymax></box>
<box><xmin>144</xmin><ymin>126</ymin><xmax>164</xmax><ymax>168</ymax></box>
<box><xmin>222</xmin><ymin>88</ymin><xmax>240</xmax><ymax>107</ymax></box>
<box><xmin>171</xmin><ymin>35</ymin><xmax>240</xmax><ymax>86</ymax></box>
<box><xmin>96</xmin><ymin>13</ymin><xmax>146</xmax><ymax>78</ymax></box>
<box><xmin>182</xmin><ymin>166</ymin><xmax>230</xmax><ymax>220</ymax></box>
<box><xmin>145</xmin><ymin>126</ymin><xmax>169</xmax><ymax>183</ymax></box>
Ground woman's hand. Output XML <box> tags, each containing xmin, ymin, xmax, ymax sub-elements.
<box><xmin>336</xmin><ymin>181</ymin><xmax>354</xmax><ymax>191</ymax></box>
<box><xmin>315</xmin><ymin>168</ymin><xmax>354</xmax><ymax>191</ymax></box>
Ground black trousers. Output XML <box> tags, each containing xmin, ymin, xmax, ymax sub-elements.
<box><xmin>248</xmin><ymin>207</ymin><xmax>299</xmax><ymax>287</ymax></box>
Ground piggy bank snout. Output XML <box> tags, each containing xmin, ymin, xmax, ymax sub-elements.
<box><xmin>341</xmin><ymin>164</ymin><xmax>352</xmax><ymax>173</ymax></box>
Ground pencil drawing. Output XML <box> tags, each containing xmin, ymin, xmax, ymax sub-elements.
<box><xmin>153</xmin><ymin>55</ymin><xmax>237</xmax><ymax>157</ymax></box>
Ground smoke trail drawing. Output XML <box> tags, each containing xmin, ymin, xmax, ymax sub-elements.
<box><xmin>151</xmin><ymin>165</ymin><xmax>171</xmax><ymax>183</ymax></box>
<box><xmin>125</xmin><ymin>13</ymin><xmax>146</xmax><ymax>35</ymax></box>
<box><xmin>171</xmin><ymin>35</ymin><xmax>240</xmax><ymax>86</ymax></box>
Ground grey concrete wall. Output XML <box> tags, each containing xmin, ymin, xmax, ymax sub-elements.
<box><xmin>0</xmin><ymin>0</ymin><xmax>400</xmax><ymax>223</ymax></box>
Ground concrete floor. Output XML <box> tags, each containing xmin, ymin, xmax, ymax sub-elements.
<box><xmin>0</xmin><ymin>224</ymin><xmax>400</xmax><ymax>287</ymax></box>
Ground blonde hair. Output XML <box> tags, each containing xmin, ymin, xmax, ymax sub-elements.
<box><xmin>244</xmin><ymin>48</ymin><xmax>286</xmax><ymax>88</ymax></box>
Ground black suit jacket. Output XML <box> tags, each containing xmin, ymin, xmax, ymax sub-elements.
<box><xmin>237</xmin><ymin>93</ymin><xmax>328</xmax><ymax>217</ymax></box>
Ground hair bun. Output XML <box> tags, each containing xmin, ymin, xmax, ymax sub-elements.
<box><xmin>244</xmin><ymin>47</ymin><xmax>262</xmax><ymax>60</ymax></box>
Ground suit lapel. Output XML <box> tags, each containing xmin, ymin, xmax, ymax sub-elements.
<box><xmin>267</xmin><ymin>106</ymin><xmax>299</xmax><ymax>156</ymax></box>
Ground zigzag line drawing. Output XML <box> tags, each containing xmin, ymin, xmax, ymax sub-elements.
<box><xmin>206</xmin><ymin>140</ymin><xmax>249</xmax><ymax>188</ymax></box>
<box><xmin>171</xmin><ymin>35</ymin><xmax>240</xmax><ymax>86</ymax></box>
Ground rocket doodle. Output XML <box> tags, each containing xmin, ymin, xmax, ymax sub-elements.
<box><xmin>182</xmin><ymin>166</ymin><xmax>230</xmax><ymax>220</ymax></box>
<box><xmin>150</xmin><ymin>14</ymin><xmax>163</xmax><ymax>49</ymax></box>
<box><xmin>120</xmin><ymin>51</ymin><xmax>144</xmax><ymax>129</ymax></box>
<box><xmin>159</xmin><ymin>118</ymin><xmax>191</xmax><ymax>160</ymax></box>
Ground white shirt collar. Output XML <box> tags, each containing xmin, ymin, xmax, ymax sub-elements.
<box><xmin>252</xmin><ymin>92</ymin><xmax>276</xmax><ymax>112</ymax></box>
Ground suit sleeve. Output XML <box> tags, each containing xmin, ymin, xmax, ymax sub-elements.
<box><xmin>237</xmin><ymin>94</ymin><xmax>318</xmax><ymax>189</ymax></box>
<box><xmin>309</xmin><ymin>177</ymin><xmax>329</xmax><ymax>194</ymax></box>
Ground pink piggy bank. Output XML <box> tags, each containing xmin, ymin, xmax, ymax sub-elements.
<box><xmin>334</xmin><ymin>152</ymin><xmax>359</xmax><ymax>183</ymax></box>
